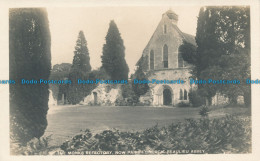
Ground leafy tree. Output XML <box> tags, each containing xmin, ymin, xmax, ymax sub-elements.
<box><xmin>186</xmin><ymin>6</ymin><xmax>250</xmax><ymax>106</ymax></box>
<box><xmin>132</xmin><ymin>56</ymin><xmax>149</xmax><ymax>97</ymax></box>
<box><xmin>67</xmin><ymin>31</ymin><xmax>91</xmax><ymax>104</ymax></box>
<box><xmin>9</xmin><ymin>8</ymin><xmax>51</xmax><ymax>145</ymax></box>
<box><xmin>49</xmin><ymin>63</ymin><xmax>72</xmax><ymax>100</ymax></box>
<box><xmin>67</xmin><ymin>71</ymin><xmax>86</xmax><ymax>104</ymax></box>
<box><xmin>51</xmin><ymin>63</ymin><xmax>72</xmax><ymax>78</ymax></box>
<box><xmin>101</xmin><ymin>20</ymin><xmax>129</xmax><ymax>80</ymax></box>
<box><xmin>83</xmin><ymin>68</ymin><xmax>110</xmax><ymax>97</ymax></box>
<box><xmin>188</xmin><ymin>89</ymin><xmax>205</xmax><ymax>107</ymax></box>
<box><xmin>120</xmin><ymin>81</ymin><xmax>139</xmax><ymax>105</ymax></box>
<box><xmin>215</xmin><ymin>7</ymin><xmax>251</xmax><ymax>106</ymax></box>
<box><xmin>179</xmin><ymin>41</ymin><xmax>197</xmax><ymax>65</ymax></box>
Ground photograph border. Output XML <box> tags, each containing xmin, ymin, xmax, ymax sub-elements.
<box><xmin>1</xmin><ymin>0</ymin><xmax>260</xmax><ymax>161</ymax></box>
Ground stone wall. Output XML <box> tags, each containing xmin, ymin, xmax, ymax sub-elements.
<box><xmin>82</xmin><ymin>84</ymin><xmax>122</xmax><ymax>106</ymax></box>
<box><xmin>211</xmin><ymin>93</ymin><xmax>229</xmax><ymax>106</ymax></box>
<box><xmin>141</xmin><ymin>68</ymin><xmax>193</xmax><ymax>106</ymax></box>
<box><xmin>142</xmin><ymin>14</ymin><xmax>184</xmax><ymax>70</ymax></box>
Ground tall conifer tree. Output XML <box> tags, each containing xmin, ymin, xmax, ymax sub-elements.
<box><xmin>71</xmin><ymin>31</ymin><xmax>91</xmax><ymax>73</ymax></box>
<box><xmin>67</xmin><ymin>31</ymin><xmax>91</xmax><ymax>104</ymax></box>
<box><xmin>101</xmin><ymin>20</ymin><xmax>129</xmax><ymax>80</ymax></box>
<box><xmin>9</xmin><ymin>8</ymin><xmax>51</xmax><ymax>145</ymax></box>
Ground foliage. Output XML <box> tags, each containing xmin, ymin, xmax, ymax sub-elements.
<box><xmin>50</xmin><ymin>63</ymin><xmax>72</xmax><ymax>79</ymax></box>
<box><xmin>71</xmin><ymin>31</ymin><xmax>91</xmax><ymax>73</ymax></box>
<box><xmin>199</xmin><ymin>106</ymin><xmax>210</xmax><ymax>117</ymax></box>
<box><xmin>137</xmin><ymin>55</ymin><xmax>149</xmax><ymax>72</ymax></box>
<box><xmin>90</xmin><ymin>67</ymin><xmax>111</xmax><ymax>80</ymax></box>
<box><xmin>9</xmin><ymin>8</ymin><xmax>51</xmax><ymax>145</ymax></box>
<box><xmin>60</xmin><ymin>115</ymin><xmax>251</xmax><ymax>154</ymax></box>
<box><xmin>179</xmin><ymin>41</ymin><xmax>197</xmax><ymax>65</ymax></box>
<box><xmin>177</xmin><ymin>102</ymin><xmax>190</xmax><ymax>107</ymax></box>
<box><xmin>121</xmin><ymin>83</ymin><xmax>134</xmax><ymax>99</ymax></box>
<box><xmin>188</xmin><ymin>89</ymin><xmax>206</xmax><ymax>107</ymax></box>
<box><xmin>85</xmin><ymin>68</ymin><xmax>112</xmax><ymax>97</ymax></box>
<box><xmin>67</xmin><ymin>31</ymin><xmax>92</xmax><ymax>104</ymax></box>
<box><xmin>10</xmin><ymin>136</ymin><xmax>56</xmax><ymax>155</ymax></box>
<box><xmin>101</xmin><ymin>20</ymin><xmax>129</xmax><ymax>80</ymax></box>
<box><xmin>116</xmin><ymin>82</ymin><xmax>139</xmax><ymax>106</ymax></box>
<box><xmin>132</xmin><ymin>55</ymin><xmax>150</xmax><ymax>97</ymax></box>
<box><xmin>67</xmin><ymin>71</ymin><xmax>86</xmax><ymax>105</ymax></box>
<box><xmin>188</xmin><ymin>6</ymin><xmax>251</xmax><ymax>106</ymax></box>
<box><xmin>49</xmin><ymin>63</ymin><xmax>72</xmax><ymax>100</ymax></box>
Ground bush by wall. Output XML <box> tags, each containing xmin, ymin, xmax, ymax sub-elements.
<box><xmin>177</xmin><ymin>102</ymin><xmax>190</xmax><ymax>107</ymax></box>
<box><xmin>189</xmin><ymin>89</ymin><xmax>206</xmax><ymax>107</ymax></box>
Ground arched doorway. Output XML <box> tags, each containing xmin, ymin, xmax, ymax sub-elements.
<box><xmin>163</xmin><ymin>88</ymin><xmax>172</xmax><ymax>105</ymax></box>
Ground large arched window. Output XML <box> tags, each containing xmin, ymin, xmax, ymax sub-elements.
<box><xmin>184</xmin><ymin>90</ymin><xmax>188</xmax><ymax>100</ymax></box>
<box><xmin>150</xmin><ymin>50</ymin><xmax>154</xmax><ymax>70</ymax></box>
<box><xmin>163</xmin><ymin>44</ymin><xmax>168</xmax><ymax>68</ymax></box>
<box><xmin>179</xmin><ymin>89</ymin><xmax>183</xmax><ymax>100</ymax></box>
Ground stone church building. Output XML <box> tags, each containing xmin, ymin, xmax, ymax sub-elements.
<box><xmin>137</xmin><ymin>10</ymin><xmax>196</xmax><ymax>106</ymax></box>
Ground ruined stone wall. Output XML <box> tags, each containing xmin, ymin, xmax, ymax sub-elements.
<box><xmin>141</xmin><ymin>68</ymin><xmax>193</xmax><ymax>106</ymax></box>
<box><xmin>82</xmin><ymin>84</ymin><xmax>122</xmax><ymax>106</ymax></box>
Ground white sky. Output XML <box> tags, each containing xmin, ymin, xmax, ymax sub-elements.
<box><xmin>47</xmin><ymin>6</ymin><xmax>200</xmax><ymax>74</ymax></box>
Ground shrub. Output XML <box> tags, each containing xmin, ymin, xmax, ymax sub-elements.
<box><xmin>117</xmin><ymin>83</ymin><xmax>139</xmax><ymax>106</ymax></box>
<box><xmin>115</xmin><ymin>96</ymin><xmax>140</xmax><ymax>106</ymax></box>
<box><xmin>189</xmin><ymin>89</ymin><xmax>206</xmax><ymax>107</ymax></box>
<box><xmin>199</xmin><ymin>106</ymin><xmax>210</xmax><ymax>117</ymax></box>
<box><xmin>11</xmin><ymin>136</ymin><xmax>55</xmax><ymax>155</ymax></box>
<box><xmin>49</xmin><ymin>63</ymin><xmax>72</xmax><ymax>100</ymax></box>
<box><xmin>136</xmin><ymin>102</ymin><xmax>148</xmax><ymax>106</ymax></box>
<box><xmin>177</xmin><ymin>102</ymin><xmax>190</xmax><ymax>107</ymax></box>
<box><xmin>60</xmin><ymin>115</ymin><xmax>251</xmax><ymax>154</ymax></box>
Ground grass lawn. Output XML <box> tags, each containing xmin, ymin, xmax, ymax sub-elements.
<box><xmin>44</xmin><ymin>105</ymin><xmax>250</xmax><ymax>146</ymax></box>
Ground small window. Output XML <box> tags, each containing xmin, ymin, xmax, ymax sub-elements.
<box><xmin>150</xmin><ymin>50</ymin><xmax>154</xmax><ymax>70</ymax></box>
<box><xmin>184</xmin><ymin>90</ymin><xmax>188</xmax><ymax>100</ymax></box>
<box><xmin>179</xmin><ymin>89</ymin><xmax>183</xmax><ymax>100</ymax></box>
<box><xmin>164</xmin><ymin>24</ymin><xmax>167</xmax><ymax>34</ymax></box>
<box><xmin>163</xmin><ymin>44</ymin><xmax>168</xmax><ymax>68</ymax></box>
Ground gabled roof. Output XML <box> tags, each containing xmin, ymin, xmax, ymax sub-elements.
<box><xmin>142</xmin><ymin>24</ymin><xmax>196</xmax><ymax>56</ymax></box>
<box><xmin>136</xmin><ymin>11</ymin><xmax>196</xmax><ymax>66</ymax></box>
<box><xmin>172</xmin><ymin>25</ymin><xmax>196</xmax><ymax>46</ymax></box>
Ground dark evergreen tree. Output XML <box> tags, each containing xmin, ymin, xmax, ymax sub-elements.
<box><xmin>9</xmin><ymin>8</ymin><xmax>51</xmax><ymax>145</ymax></box>
<box><xmin>101</xmin><ymin>20</ymin><xmax>129</xmax><ymax>80</ymax></box>
<box><xmin>71</xmin><ymin>31</ymin><xmax>91</xmax><ymax>73</ymax></box>
<box><xmin>67</xmin><ymin>31</ymin><xmax>91</xmax><ymax>104</ymax></box>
